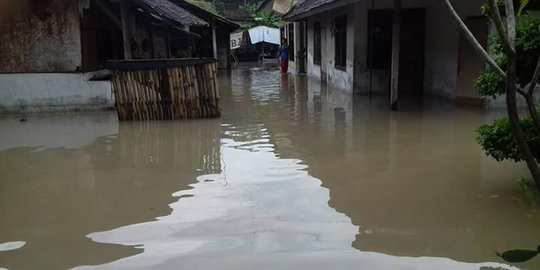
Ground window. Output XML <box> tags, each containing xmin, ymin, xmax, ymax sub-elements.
<box><xmin>288</xmin><ymin>24</ymin><xmax>295</xmax><ymax>62</ymax></box>
<box><xmin>313</xmin><ymin>22</ymin><xmax>321</xmax><ymax>65</ymax></box>
<box><xmin>334</xmin><ymin>15</ymin><xmax>347</xmax><ymax>70</ymax></box>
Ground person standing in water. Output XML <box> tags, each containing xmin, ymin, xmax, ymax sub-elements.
<box><xmin>279</xmin><ymin>38</ymin><xmax>289</xmax><ymax>73</ymax></box>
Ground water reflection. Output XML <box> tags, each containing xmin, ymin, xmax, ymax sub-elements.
<box><xmin>0</xmin><ymin>66</ymin><xmax>539</xmax><ymax>270</ymax></box>
<box><xmin>0</xmin><ymin>117</ymin><xmax>220</xmax><ymax>269</ymax></box>
<box><xmin>77</xmin><ymin>123</ymin><xmax>359</xmax><ymax>269</ymax></box>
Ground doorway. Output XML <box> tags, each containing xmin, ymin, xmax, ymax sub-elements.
<box><xmin>398</xmin><ymin>9</ymin><xmax>426</xmax><ymax>99</ymax></box>
<box><xmin>367</xmin><ymin>9</ymin><xmax>426</xmax><ymax>100</ymax></box>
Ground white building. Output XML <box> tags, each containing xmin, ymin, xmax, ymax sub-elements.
<box><xmin>283</xmin><ymin>0</ymin><xmax>489</xmax><ymax>109</ymax></box>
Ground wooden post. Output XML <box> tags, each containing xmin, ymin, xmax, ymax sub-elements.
<box><xmin>390</xmin><ymin>0</ymin><xmax>401</xmax><ymax>111</ymax></box>
<box><xmin>212</xmin><ymin>25</ymin><xmax>218</xmax><ymax>60</ymax></box>
<box><xmin>166</xmin><ymin>28</ymin><xmax>172</xmax><ymax>58</ymax></box>
<box><xmin>120</xmin><ymin>0</ymin><xmax>132</xmax><ymax>60</ymax></box>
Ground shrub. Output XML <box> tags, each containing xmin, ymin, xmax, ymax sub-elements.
<box><xmin>477</xmin><ymin>116</ymin><xmax>540</xmax><ymax>162</ymax></box>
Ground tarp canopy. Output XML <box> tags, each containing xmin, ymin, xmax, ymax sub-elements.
<box><xmin>248</xmin><ymin>26</ymin><xmax>280</xmax><ymax>45</ymax></box>
<box><xmin>273</xmin><ymin>0</ymin><xmax>295</xmax><ymax>14</ymax></box>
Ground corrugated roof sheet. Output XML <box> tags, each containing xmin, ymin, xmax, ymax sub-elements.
<box><xmin>176</xmin><ymin>0</ymin><xmax>240</xmax><ymax>28</ymax></box>
<box><xmin>136</xmin><ymin>0</ymin><xmax>208</xmax><ymax>26</ymax></box>
<box><xmin>284</xmin><ymin>0</ymin><xmax>340</xmax><ymax>20</ymax></box>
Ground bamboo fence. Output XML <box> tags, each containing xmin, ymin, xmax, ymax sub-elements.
<box><xmin>108</xmin><ymin>59</ymin><xmax>220</xmax><ymax>121</ymax></box>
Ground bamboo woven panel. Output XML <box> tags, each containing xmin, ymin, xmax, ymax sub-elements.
<box><xmin>110</xmin><ymin>60</ymin><xmax>220</xmax><ymax>121</ymax></box>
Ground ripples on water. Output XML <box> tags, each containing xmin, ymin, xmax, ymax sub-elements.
<box><xmin>0</xmin><ymin>65</ymin><xmax>538</xmax><ymax>270</ymax></box>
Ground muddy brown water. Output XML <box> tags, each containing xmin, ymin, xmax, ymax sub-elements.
<box><xmin>1</xmin><ymin>66</ymin><xmax>539</xmax><ymax>270</ymax></box>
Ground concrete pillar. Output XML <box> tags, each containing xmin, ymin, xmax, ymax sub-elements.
<box><xmin>390</xmin><ymin>0</ymin><xmax>401</xmax><ymax>110</ymax></box>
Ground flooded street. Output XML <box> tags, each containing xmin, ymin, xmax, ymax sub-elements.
<box><xmin>1</xmin><ymin>66</ymin><xmax>539</xmax><ymax>270</ymax></box>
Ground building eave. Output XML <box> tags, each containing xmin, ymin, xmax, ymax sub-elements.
<box><xmin>284</xmin><ymin>0</ymin><xmax>359</xmax><ymax>21</ymax></box>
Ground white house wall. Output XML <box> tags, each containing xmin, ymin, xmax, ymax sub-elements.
<box><xmin>0</xmin><ymin>73</ymin><xmax>114</xmax><ymax>113</ymax></box>
<box><xmin>304</xmin><ymin>0</ymin><xmax>485</xmax><ymax>99</ymax></box>
<box><xmin>307</xmin><ymin>5</ymin><xmax>355</xmax><ymax>93</ymax></box>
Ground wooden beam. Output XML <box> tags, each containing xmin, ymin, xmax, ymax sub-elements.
<box><xmin>390</xmin><ymin>0</ymin><xmax>401</xmax><ymax>111</ymax></box>
<box><xmin>120</xmin><ymin>0</ymin><xmax>133</xmax><ymax>60</ymax></box>
<box><xmin>212</xmin><ymin>25</ymin><xmax>218</xmax><ymax>60</ymax></box>
<box><xmin>106</xmin><ymin>58</ymin><xmax>217</xmax><ymax>70</ymax></box>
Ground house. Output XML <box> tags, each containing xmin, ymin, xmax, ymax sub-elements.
<box><xmin>283</xmin><ymin>0</ymin><xmax>489</xmax><ymax>109</ymax></box>
<box><xmin>0</xmin><ymin>0</ymin><xmax>238</xmax><ymax>113</ymax></box>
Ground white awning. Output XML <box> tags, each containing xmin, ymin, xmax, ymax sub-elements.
<box><xmin>248</xmin><ymin>26</ymin><xmax>280</xmax><ymax>45</ymax></box>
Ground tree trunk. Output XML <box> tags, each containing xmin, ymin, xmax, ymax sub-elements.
<box><xmin>524</xmin><ymin>94</ymin><xmax>540</xmax><ymax>133</ymax></box>
<box><xmin>506</xmin><ymin>58</ymin><xmax>540</xmax><ymax>191</ymax></box>
<box><xmin>526</xmin><ymin>57</ymin><xmax>540</xmax><ymax>132</ymax></box>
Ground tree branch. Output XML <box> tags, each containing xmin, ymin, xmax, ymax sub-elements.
<box><xmin>488</xmin><ymin>0</ymin><xmax>513</xmax><ymax>54</ymax></box>
<box><xmin>517</xmin><ymin>86</ymin><xmax>527</xmax><ymax>96</ymax></box>
<box><xmin>528</xmin><ymin>56</ymin><xmax>540</xmax><ymax>95</ymax></box>
<box><xmin>525</xmin><ymin>94</ymin><xmax>540</xmax><ymax>134</ymax></box>
<box><xmin>442</xmin><ymin>0</ymin><xmax>507</xmax><ymax>78</ymax></box>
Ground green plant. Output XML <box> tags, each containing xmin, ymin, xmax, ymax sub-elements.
<box><xmin>448</xmin><ymin>0</ymin><xmax>540</xmax><ymax>191</ymax></box>
<box><xmin>239</xmin><ymin>1</ymin><xmax>280</xmax><ymax>29</ymax></box>
<box><xmin>477</xmin><ymin>116</ymin><xmax>540</xmax><ymax>162</ymax></box>
<box><xmin>241</xmin><ymin>11</ymin><xmax>281</xmax><ymax>29</ymax></box>
<box><xmin>239</xmin><ymin>1</ymin><xmax>261</xmax><ymax>14</ymax></box>
<box><xmin>477</xmin><ymin>12</ymin><xmax>540</xmax><ymax>95</ymax></box>
<box><xmin>474</xmin><ymin>69</ymin><xmax>506</xmax><ymax>98</ymax></box>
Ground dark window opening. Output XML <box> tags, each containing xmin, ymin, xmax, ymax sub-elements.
<box><xmin>313</xmin><ymin>21</ymin><xmax>321</xmax><ymax>65</ymax></box>
<box><xmin>367</xmin><ymin>10</ymin><xmax>393</xmax><ymax>69</ymax></box>
<box><xmin>81</xmin><ymin>1</ymin><xmax>124</xmax><ymax>72</ymax></box>
<box><xmin>334</xmin><ymin>15</ymin><xmax>347</xmax><ymax>70</ymax></box>
<box><xmin>288</xmin><ymin>24</ymin><xmax>295</xmax><ymax>62</ymax></box>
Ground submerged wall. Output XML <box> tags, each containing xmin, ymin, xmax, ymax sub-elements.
<box><xmin>0</xmin><ymin>73</ymin><xmax>114</xmax><ymax>113</ymax></box>
<box><xmin>0</xmin><ymin>0</ymin><xmax>82</xmax><ymax>73</ymax></box>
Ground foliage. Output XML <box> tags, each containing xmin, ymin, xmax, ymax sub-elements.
<box><xmin>185</xmin><ymin>0</ymin><xmax>219</xmax><ymax>15</ymax></box>
<box><xmin>476</xmin><ymin>116</ymin><xmax>540</xmax><ymax>162</ymax></box>
<box><xmin>241</xmin><ymin>11</ymin><xmax>281</xmax><ymax>29</ymax></box>
<box><xmin>481</xmin><ymin>0</ymin><xmax>540</xmax><ymax>17</ymax></box>
<box><xmin>497</xmin><ymin>245</ymin><xmax>540</xmax><ymax>263</ymax></box>
<box><xmin>474</xmin><ymin>69</ymin><xmax>506</xmax><ymax>98</ymax></box>
<box><xmin>476</xmin><ymin>11</ymin><xmax>540</xmax><ymax>95</ymax></box>
<box><xmin>239</xmin><ymin>1</ymin><xmax>262</xmax><ymax>15</ymax></box>
<box><xmin>518</xmin><ymin>0</ymin><xmax>530</xmax><ymax>16</ymax></box>
<box><xmin>240</xmin><ymin>0</ymin><xmax>281</xmax><ymax>29</ymax></box>
<box><xmin>474</xmin><ymin>2</ymin><xmax>540</xmax><ymax>169</ymax></box>
<box><xmin>481</xmin><ymin>0</ymin><xmax>504</xmax><ymax>17</ymax></box>
<box><xmin>491</xmin><ymin>11</ymin><xmax>540</xmax><ymax>84</ymax></box>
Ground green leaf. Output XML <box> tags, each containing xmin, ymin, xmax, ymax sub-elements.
<box><xmin>497</xmin><ymin>249</ymin><xmax>538</xmax><ymax>263</ymax></box>
<box><xmin>518</xmin><ymin>0</ymin><xmax>529</xmax><ymax>17</ymax></box>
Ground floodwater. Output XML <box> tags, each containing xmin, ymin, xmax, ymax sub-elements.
<box><xmin>1</xmin><ymin>65</ymin><xmax>539</xmax><ymax>270</ymax></box>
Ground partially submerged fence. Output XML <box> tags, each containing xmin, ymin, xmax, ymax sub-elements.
<box><xmin>107</xmin><ymin>59</ymin><xmax>220</xmax><ymax>121</ymax></box>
